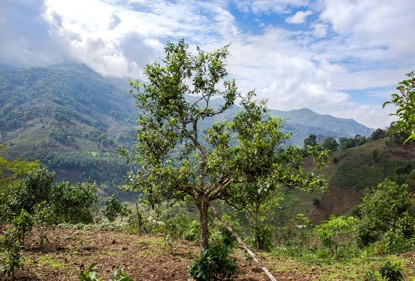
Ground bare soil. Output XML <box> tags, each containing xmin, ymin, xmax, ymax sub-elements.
<box><xmin>1</xmin><ymin>226</ymin><xmax>306</xmax><ymax>281</ymax></box>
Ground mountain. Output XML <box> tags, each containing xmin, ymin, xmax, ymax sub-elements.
<box><xmin>0</xmin><ymin>63</ymin><xmax>374</xmax><ymax>193</ymax></box>
<box><xmin>268</xmin><ymin>108</ymin><xmax>373</xmax><ymax>145</ymax></box>
<box><xmin>0</xmin><ymin>63</ymin><xmax>137</xmax><ymax>197</ymax></box>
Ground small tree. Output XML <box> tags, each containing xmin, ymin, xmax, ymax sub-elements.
<box><xmin>51</xmin><ymin>181</ymin><xmax>98</xmax><ymax>224</ymax></box>
<box><xmin>383</xmin><ymin>71</ymin><xmax>415</xmax><ymax>142</ymax></box>
<box><xmin>123</xmin><ymin>39</ymin><xmax>327</xmax><ymax>251</ymax></box>
<box><xmin>322</xmin><ymin>137</ymin><xmax>339</xmax><ymax>152</ymax></box>
<box><xmin>0</xmin><ymin>229</ymin><xmax>24</xmax><ymax>278</ymax></box>
<box><xmin>102</xmin><ymin>195</ymin><xmax>123</xmax><ymax>222</ymax></box>
<box><xmin>304</xmin><ymin>134</ymin><xmax>317</xmax><ymax>147</ymax></box>
<box><xmin>0</xmin><ymin>146</ymin><xmax>39</xmax><ymax>225</ymax></box>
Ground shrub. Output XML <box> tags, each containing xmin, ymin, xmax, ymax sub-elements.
<box><xmin>316</xmin><ymin>216</ymin><xmax>359</xmax><ymax>259</ymax></box>
<box><xmin>380</xmin><ymin>260</ymin><xmax>405</xmax><ymax>281</ymax></box>
<box><xmin>382</xmin><ymin>228</ymin><xmax>413</xmax><ymax>254</ymax></box>
<box><xmin>51</xmin><ymin>182</ymin><xmax>98</xmax><ymax>224</ymax></box>
<box><xmin>33</xmin><ymin>201</ymin><xmax>57</xmax><ymax>248</ymax></box>
<box><xmin>183</xmin><ymin>220</ymin><xmax>200</xmax><ymax>242</ymax></box>
<box><xmin>188</xmin><ymin>244</ymin><xmax>238</xmax><ymax>281</ymax></box>
<box><xmin>276</xmin><ymin>214</ymin><xmax>314</xmax><ymax>257</ymax></box>
<box><xmin>357</xmin><ymin>180</ymin><xmax>415</xmax><ymax>247</ymax></box>
<box><xmin>13</xmin><ymin>209</ymin><xmax>34</xmax><ymax>244</ymax></box>
<box><xmin>0</xmin><ymin>229</ymin><xmax>24</xmax><ymax>278</ymax></box>
<box><xmin>363</xmin><ymin>266</ymin><xmax>382</xmax><ymax>281</ymax></box>
<box><xmin>102</xmin><ymin>195</ymin><xmax>123</xmax><ymax>222</ymax></box>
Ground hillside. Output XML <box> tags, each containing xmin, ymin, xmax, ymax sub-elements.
<box><xmin>306</xmin><ymin>137</ymin><xmax>415</xmax><ymax>222</ymax></box>
<box><xmin>0</xmin><ymin>63</ymin><xmax>136</xmax><ymax>195</ymax></box>
<box><xmin>0</xmin><ymin>63</ymin><xmax>374</xmax><ymax>195</ymax></box>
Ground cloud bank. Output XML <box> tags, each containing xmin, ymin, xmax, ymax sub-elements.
<box><xmin>1</xmin><ymin>0</ymin><xmax>414</xmax><ymax>128</ymax></box>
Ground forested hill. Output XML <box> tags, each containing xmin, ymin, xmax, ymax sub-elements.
<box><xmin>0</xmin><ymin>63</ymin><xmax>137</xmax><ymax>196</ymax></box>
<box><xmin>0</xmin><ymin>63</ymin><xmax>373</xmax><ymax>193</ymax></box>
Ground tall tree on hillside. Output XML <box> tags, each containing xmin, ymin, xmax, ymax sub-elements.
<box><xmin>122</xmin><ymin>40</ymin><xmax>327</xmax><ymax>251</ymax></box>
<box><xmin>304</xmin><ymin>134</ymin><xmax>317</xmax><ymax>147</ymax></box>
<box><xmin>322</xmin><ymin>137</ymin><xmax>339</xmax><ymax>152</ymax></box>
<box><xmin>384</xmin><ymin>71</ymin><xmax>415</xmax><ymax>142</ymax></box>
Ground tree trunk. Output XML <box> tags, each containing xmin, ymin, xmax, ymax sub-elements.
<box><xmin>135</xmin><ymin>203</ymin><xmax>143</xmax><ymax>235</ymax></box>
<box><xmin>199</xmin><ymin>197</ymin><xmax>210</xmax><ymax>251</ymax></box>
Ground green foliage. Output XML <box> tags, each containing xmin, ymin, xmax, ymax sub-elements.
<box><xmin>304</xmin><ymin>134</ymin><xmax>317</xmax><ymax>147</ymax></box>
<box><xmin>316</xmin><ymin>216</ymin><xmax>359</xmax><ymax>259</ymax></box>
<box><xmin>0</xmin><ymin>147</ymin><xmax>40</xmax><ymax>220</ymax></box>
<box><xmin>124</xmin><ymin>39</ymin><xmax>327</xmax><ymax>251</ymax></box>
<box><xmin>13</xmin><ymin>209</ymin><xmax>33</xmax><ymax>243</ymax></box>
<box><xmin>364</xmin><ymin>266</ymin><xmax>383</xmax><ymax>281</ymax></box>
<box><xmin>274</xmin><ymin>214</ymin><xmax>314</xmax><ymax>257</ymax></box>
<box><xmin>3</xmin><ymin>166</ymin><xmax>98</xmax><ymax>225</ymax></box>
<box><xmin>6</xmin><ymin>167</ymin><xmax>54</xmax><ymax>219</ymax></box>
<box><xmin>102</xmin><ymin>195</ymin><xmax>124</xmax><ymax>222</ymax></box>
<box><xmin>383</xmin><ymin>71</ymin><xmax>415</xmax><ymax>142</ymax></box>
<box><xmin>79</xmin><ymin>263</ymin><xmax>102</xmax><ymax>281</ymax></box>
<box><xmin>51</xmin><ymin>182</ymin><xmax>98</xmax><ymax>224</ymax></box>
<box><xmin>357</xmin><ymin>179</ymin><xmax>415</xmax><ymax>248</ymax></box>
<box><xmin>209</xmin><ymin>213</ymin><xmax>241</xmax><ymax>249</ymax></box>
<box><xmin>322</xmin><ymin>137</ymin><xmax>339</xmax><ymax>151</ymax></box>
<box><xmin>0</xmin><ymin>229</ymin><xmax>24</xmax><ymax>277</ymax></box>
<box><xmin>188</xmin><ymin>244</ymin><xmax>238</xmax><ymax>281</ymax></box>
<box><xmin>371</xmin><ymin>128</ymin><xmax>387</xmax><ymax>141</ymax></box>
<box><xmin>79</xmin><ymin>263</ymin><xmax>132</xmax><ymax>281</ymax></box>
<box><xmin>339</xmin><ymin>134</ymin><xmax>367</xmax><ymax>150</ymax></box>
<box><xmin>109</xmin><ymin>267</ymin><xmax>133</xmax><ymax>281</ymax></box>
<box><xmin>379</xmin><ymin>260</ymin><xmax>405</xmax><ymax>281</ymax></box>
<box><xmin>381</xmin><ymin>227</ymin><xmax>414</xmax><ymax>254</ymax></box>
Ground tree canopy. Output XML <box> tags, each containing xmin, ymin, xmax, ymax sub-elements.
<box><xmin>123</xmin><ymin>39</ymin><xmax>327</xmax><ymax>251</ymax></box>
<box><xmin>384</xmin><ymin>71</ymin><xmax>415</xmax><ymax>142</ymax></box>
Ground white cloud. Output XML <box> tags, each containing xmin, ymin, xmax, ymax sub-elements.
<box><xmin>332</xmin><ymin>105</ymin><xmax>396</xmax><ymax>129</ymax></box>
<box><xmin>312</xmin><ymin>23</ymin><xmax>327</xmax><ymax>37</ymax></box>
<box><xmin>285</xmin><ymin>10</ymin><xmax>313</xmax><ymax>24</ymax></box>
<box><xmin>1</xmin><ymin>0</ymin><xmax>414</xmax><ymax>129</ymax></box>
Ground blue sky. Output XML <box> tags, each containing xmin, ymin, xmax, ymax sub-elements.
<box><xmin>1</xmin><ymin>0</ymin><xmax>415</xmax><ymax>128</ymax></box>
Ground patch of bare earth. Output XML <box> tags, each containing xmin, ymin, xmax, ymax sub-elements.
<box><xmin>2</xmin><ymin>227</ymin><xmax>313</xmax><ymax>281</ymax></box>
<box><xmin>307</xmin><ymin>186</ymin><xmax>365</xmax><ymax>224</ymax></box>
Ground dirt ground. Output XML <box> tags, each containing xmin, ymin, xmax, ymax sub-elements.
<box><xmin>4</xmin><ymin>226</ymin><xmax>414</xmax><ymax>281</ymax></box>
<box><xmin>1</xmin><ymin>226</ymin><xmax>308</xmax><ymax>281</ymax></box>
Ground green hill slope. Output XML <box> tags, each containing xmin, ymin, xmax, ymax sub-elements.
<box><xmin>306</xmin><ymin>138</ymin><xmax>415</xmax><ymax>222</ymax></box>
<box><xmin>0</xmin><ymin>64</ymin><xmax>136</xmax><ymax>194</ymax></box>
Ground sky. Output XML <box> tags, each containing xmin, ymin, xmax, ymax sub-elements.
<box><xmin>1</xmin><ymin>0</ymin><xmax>415</xmax><ymax>129</ymax></box>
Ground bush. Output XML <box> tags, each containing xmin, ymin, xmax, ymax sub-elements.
<box><xmin>382</xmin><ymin>228</ymin><xmax>414</xmax><ymax>254</ymax></box>
<box><xmin>0</xmin><ymin>229</ymin><xmax>24</xmax><ymax>278</ymax></box>
<box><xmin>102</xmin><ymin>195</ymin><xmax>124</xmax><ymax>222</ymax></box>
<box><xmin>380</xmin><ymin>260</ymin><xmax>405</xmax><ymax>281</ymax></box>
<box><xmin>13</xmin><ymin>209</ymin><xmax>34</xmax><ymax>244</ymax></box>
<box><xmin>188</xmin><ymin>244</ymin><xmax>238</xmax><ymax>281</ymax></box>
<box><xmin>357</xmin><ymin>180</ymin><xmax>415</xmax><ymax>247</ymax></box>
<box><xmin>276</xmin><ymin>214</ymin><xmax>314</xmax><ymax>257</ymax></box>
<box><xmin>51</xmin><ymin>182</ymin><xmax>98</xmax><ymax>224</ymax></box>
<box><xmin>316</xmin><ymin>216</ymin><xmax>359</xmax><ymax>259</ymax></box>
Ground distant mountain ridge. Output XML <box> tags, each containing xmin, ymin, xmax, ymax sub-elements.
<box><xmin>0</xmin><ymin>63</ymin><xmax>374</xmax><ymax>190</ymax></box>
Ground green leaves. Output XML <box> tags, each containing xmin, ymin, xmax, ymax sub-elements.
<box><xmin>384</xmin><ymin>71</ymin><xmax>415</xmax><ymax>143</ymax></box>
<box><xmin>356</xmin><ymin>179</ymin><xmax>415</xmax><ymax>248</ymax></box>
<box><xmin>125</xmin><ymin>40</ymin><xmax>328</xmax><ymax>250</ymax></box>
